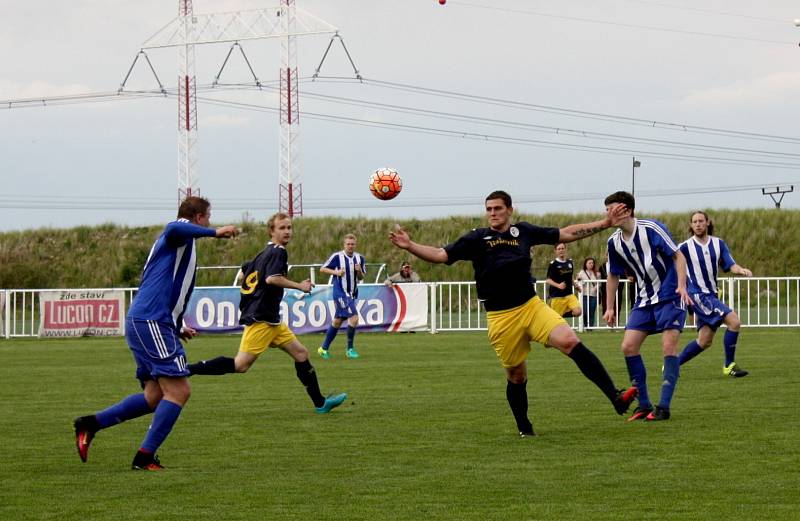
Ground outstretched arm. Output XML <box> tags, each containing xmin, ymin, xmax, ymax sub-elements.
<box><xmin>266</xmin><ymin>275</ymin><xmax>314</xmax><ymax>293</ymax></box>
<box><xmin>389</xmin><ymin>225</ymin><xmax>449</xmax><ymax>264</ymax></box>
<box><xmin>558</xmin><ymin>203</ymin><xmax>629</xmax><ymax>243</ymax></box>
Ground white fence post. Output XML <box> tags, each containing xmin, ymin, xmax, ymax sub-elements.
<box><xmin>3</xmin><ymin>289</ymin><xmax>9</xmax><ymax>339</ymax></box>
<box><xmin>429</xmin><ymin>282</ymin><xmax>438</xmax><ymax>334</ymax></box>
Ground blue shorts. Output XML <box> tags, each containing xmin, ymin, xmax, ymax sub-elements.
<box><xmin>626</xmin><ymin>299</ymin><xmax>687</xmax><ymax>333</ymax></box>
<box><xmin>690</xmin><ymin>292</ymin><xmax>732</xmax><ymax>331</ymax></box>
<box><xmin>333</xmin><ymin>296</ymin><xmax>358</xmax><ymax>319</ymax></box>
<box><xmin>126</xmin><ymin>318</ymin><xmax>189</xmax><ymax>383</ymax></box>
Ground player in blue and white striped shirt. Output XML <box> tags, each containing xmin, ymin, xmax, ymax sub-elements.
<box><xmin>677</xmin><ymin>211</ymin><xmax>753</xmax><ymax>377</ymax></box>
<box><xmin>73</xmin><ymin>197</ymin><xmax>238</xmax><ymax>470</ymax></box>
<box><xmin>318</xmin><ymin>233</ymin><xmax>366</xmax><ymax>359</ymax></box>
<box><xmin>603</xmin><ymin>191</ymin><xmax>691</xmax><ymax>422</ymax></box>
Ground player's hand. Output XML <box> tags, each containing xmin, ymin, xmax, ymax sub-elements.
<box><xmin>740</xmin><ymin>268</ymin><xmax>753</xmax><ymax>277</ymax></box>
<box><xmin>603</xmin><ymin>309</ymin><xmax>617</xmax><ymax>327</ymax></box>
<box><xmin>179</xmin><ymin>326</ymin><xmax>197</xmax><ymax>341</ymax></box>
<box><xmin>558</xmin><ymin>282</ymin><xmax>567</xmax><ymax>290</ymax></box>
<box><xmin>389</xmin><ymin>224</ymin><xmax>411</xmax><ymax>249</ymax></box>
<box><xmin>299</xmin><ymin>279</ymin><xmax>314</xmax><ymax>293</ymax></box>
<box><xmin>676</xmin><ymin>285</ymin><xmax>692</xmax><ymax>306</ymax></box>
<box><xmin>354</xmin><ymin>264</ymin><xmax>363</xmax><ymax>274</ymax></box>
<box><xmin>606</xmin><ymin>203</ymin><xmax>631</xmax><ymax>227</ymax></box>
<box><xmin>216</xmin><ymin>225</ymin><xmax>239</xmax><ymax>238</ymax></box>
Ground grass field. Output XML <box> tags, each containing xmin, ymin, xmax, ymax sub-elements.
<box><xmin>1</xmin><ymin>329</ymin><xmax>798</xmax><ymax>521</ymax></box>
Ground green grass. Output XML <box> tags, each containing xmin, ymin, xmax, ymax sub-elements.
<box><xmin>1</xmin><ymin>330</ymin><xmax>798</xmax><ymax>520</ymax></box>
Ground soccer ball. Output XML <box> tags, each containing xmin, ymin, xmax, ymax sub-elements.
<box><xmin>369</xmin><ymin>167</ymin><xmax>403</xmax><ymax>201</ymax></box>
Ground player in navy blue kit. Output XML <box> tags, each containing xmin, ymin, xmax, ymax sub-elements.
<box><xmin>390</xmin><ymin>190</ymin><xmax>637</xmax><ymax>437</ymax></box>
<box><xmin>73</xmin><ymin>197</ymin><xmax>238</xmax><ymax>470</ymax></box>
<box><xmin>677</xmin><ymin>211</ymin><xmax>753</xmax><ymax>377</ymax></box>
<box><xmin>186</xmin><ymin>212</ymin><xmax>347</xmax><ymax>413</ymax></box>
<box><xmin>318</xmin><ymin>234</ymin><xmax>366</xmax><ymax>360</ymax></box>
<box><xmin>545</xmin><ymin>243</ymin><xmax>582</xmax><ymax>319</ymax></box>
<box><xmin>603</xmin><ymin>191</ymin><xmax>691</xmax><ymax>422</ymax></box>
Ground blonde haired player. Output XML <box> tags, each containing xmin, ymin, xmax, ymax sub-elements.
<box><xmin>188</xmin><ymin>212</ymin><xmax>346</xmax><ymax>414</ymax></box>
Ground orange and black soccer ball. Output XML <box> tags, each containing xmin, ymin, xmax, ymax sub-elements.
<box><xmin>369</xmin><ymin>167</ymin><xmax>403</xmax><ymax>201</ymax></box>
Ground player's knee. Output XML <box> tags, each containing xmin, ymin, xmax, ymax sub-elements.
<box><xmin>620</xmin><ymin>342</ymin><xmax>638</xmax><ymax>356</ymax></box>
<box><xmin>552</xmin><ymin>327</ymin><xmax>580</xmax><ymax>351</ymax></box>
<box><xmin>726</xmin><ymin>314</ymin><xmax>741</xmax><ymax>330</ymax></box>
<box><xmin>293</xmin><ymin>345</ymin><xmax>309</xmax><ymax>362</ymax></box>
<box><xmin>698</xmin><ymin>338</ymin><xmax>713</xmax><ymax>349</ymax></box>
<box><xmin>165</xmin><ymin>382</ymin><xmax>191</xmax><ymax>405</ymax></box>
<box><xmin>234</xmin><ymin>357</ymin><xmax>254</xmax><ymax>373</ymax></box>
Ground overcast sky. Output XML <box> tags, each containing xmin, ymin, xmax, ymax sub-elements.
<box><xmin>2</xmin><ymin>0</ymin><xmax>799</xmax><ymax>231</ymax></box>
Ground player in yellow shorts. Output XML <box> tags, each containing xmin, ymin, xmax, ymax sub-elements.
<box><xmin>188</xmin><ymin>212</ymin><xmax>347</xmax><ymax>414</ymax></box>
<box><xmin>546</xmin><ymin>243</ymin><xmax>583</xmax><ymax>319</ymax></box>
<box><xmin>390</xmin><ymin>190</ymin><xmax>637</xmax><ymax>437</ymax></box>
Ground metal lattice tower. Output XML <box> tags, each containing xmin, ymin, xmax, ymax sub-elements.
<box><xmin>177</xmin><ymin>0</ymin><xmax>198</xmax><ymax>201</ymax></box>
<box><xmin>279</xmin><ymin>0</ymin><xmax>301</xmax><ymax>216</ymax></box>
<box><xmin>130</xmin><ymin>3</ymin><xmax>341</xmax><ymax>209</ymax></box>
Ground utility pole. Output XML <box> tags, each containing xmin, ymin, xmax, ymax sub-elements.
<box><xmin>761</xmin><ymin>186</ymin><xmax>793</xmax><ymax>209</ymax></box>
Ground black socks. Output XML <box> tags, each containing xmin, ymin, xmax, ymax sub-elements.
<box><xmin>568</xmin><ymin>342</ymin><xmax>618</xmax><ymax>402</ymax></box>
<box><xmin>506</xmin><ymin>380</ymin><xmax>533</xmax><ymax>433</ymax></box>
<box><xmin>295</xmin><ymin>360</ymin><xmax>325</xmax><ymax>408</ymax></box>
<box><xmin>187</xmin><ymin>356</ymin><xmax>236</xmax><ymax>376</ymax></box>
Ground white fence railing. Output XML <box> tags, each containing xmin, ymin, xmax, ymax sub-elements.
<box><xmin>431</xmin><ymin>277</ymin><xmax>800</xmax><ymax>333</ymax></box>
<box><xmin>3</xmin><ymin>277</ymin><xmax>798</xmax><ymax>338</ymax></box>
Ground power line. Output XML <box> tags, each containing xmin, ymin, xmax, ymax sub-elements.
<box><xmin>191</xmin><ymin>94</ymin><xmax>800</xmax><ymax>169</ymax></box>
<box><xmin>453</xmin><ymin>1</ymin><xmax>794</xmax><ymax>46</ymax></box>
<box><xmin>618</xmin><ymin>0</ymin><xmax>791</xmax><ymax>24</ymax></box>
<box><xmin>354</xmin><ymin>78</ymin><xmax>800</xmax><ymax>145</ymax></box>
<box><xmin>5</xmin><ymin>79</ymin><xmax>800</xmax><ymax>168</ymax></box>
<box><xmin>288</xmin><ymin>87</ymin><xmax>800</xmax><ymax>159</ymax></box>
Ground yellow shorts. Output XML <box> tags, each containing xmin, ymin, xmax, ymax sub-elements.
<box><xmin>239</xmin><ymin>322</ymin><xmax>296</xmax><ymax>356</ymax></box>
<box><xmin>548</xmin><ymin>294</ymin><xmax>580</xmax><ymax>316</ymax></box>
<box><xmin>486</xmin><ymin>296</ymin><xmax>566</xmax><ymax>368</ymax></box>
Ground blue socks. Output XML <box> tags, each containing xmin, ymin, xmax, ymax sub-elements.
<box><xmin>625</xmin><ymin>355</ymin><xmax>650</xmax><ymax>409</ymax></box>
<box><xmin>95</xmin><ymin>393</ymin><xmax>153</xmax><ymax>429</ymax></box>
<box><xmin>659</xmin><ymin>356</ymin><xmax>680</xmax><ymax>409</ymax></box>
<box><xmin>140</xmin><ymin>399</ymin><xmax>183</xmax><ymax>454</ymax></box>
<box><xmin>724</xmin><ymin>330</ymin><xmax>739</xmax><ymax>366</ymax></box>
<box><xmin>321</xmin><ymin>325</ymin><xmax>338</xmax><ymax>349</ymax></box>
<box><xmin>678</xmin><ymin>340</ymin><xmax>704</xmax><ymax>366</ymax></box>
<box><xmin>322</xmin><ymin>324</ymin><xmax>356</xmax><ymax>349</ymax></box>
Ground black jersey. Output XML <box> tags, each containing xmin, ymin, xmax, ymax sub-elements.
<box><xmin>546</xmin><ymin>258</ymin><xmax>575</xmax><ymax>298</ymax></box>
<box><xmin>444</xmin><ymin>222</ymin><xmax>560</xmax><ymax>311</ymax></box>
<box><xmin>239</xmin><ymin>242</ymin><xmax>288</xmax><ymax>325</ymax></box>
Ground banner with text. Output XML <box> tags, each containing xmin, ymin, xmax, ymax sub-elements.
<box><xmin>38</xmin><ymin>290</ymin><xmax>125</xmax><ymax>338</ymax></box>
<box><xmin>184</xmin><ymin>283</ymin><xmax>429</xmax><ymax>334</ymax></box>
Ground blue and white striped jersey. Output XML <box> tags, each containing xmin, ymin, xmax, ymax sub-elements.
<box><xmin>607</xmin><ymin>218</ymin><xmax>680</xmax><ymax>307</ymax></box>
<box><xmin>323</xmin><ymin>250</ymin><xmax>366</xmax><ymax>299</ymax></box>
<box><xmin>679</xmin><ymin>236</ymin><xmax>736</xmax><ymax>294</ymax></box>
<box><xmin>128</xmin><ymin>218</ymin><xmax>216</xmax><ymax>330</ymax></box>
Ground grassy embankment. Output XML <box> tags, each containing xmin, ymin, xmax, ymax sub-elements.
<box><xmin>1</xmin><ymin>209</ymin><xmax>798</xmax><ymax>289</ymax></box>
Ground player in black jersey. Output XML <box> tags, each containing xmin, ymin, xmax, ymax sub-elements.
<box><xmin>546</xmin><ymin>243</ymin><xmax>582</xmax><ymax>319</ymax></box>
<box><xmin>188</xmin><ymin>212</ymin><xmax>346</xmax><ymax>414</ymax></box>
<box><xmin>389</xmin><ymin>190</ymin><xmax>637</xmax><ymax>436</ymax></box>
